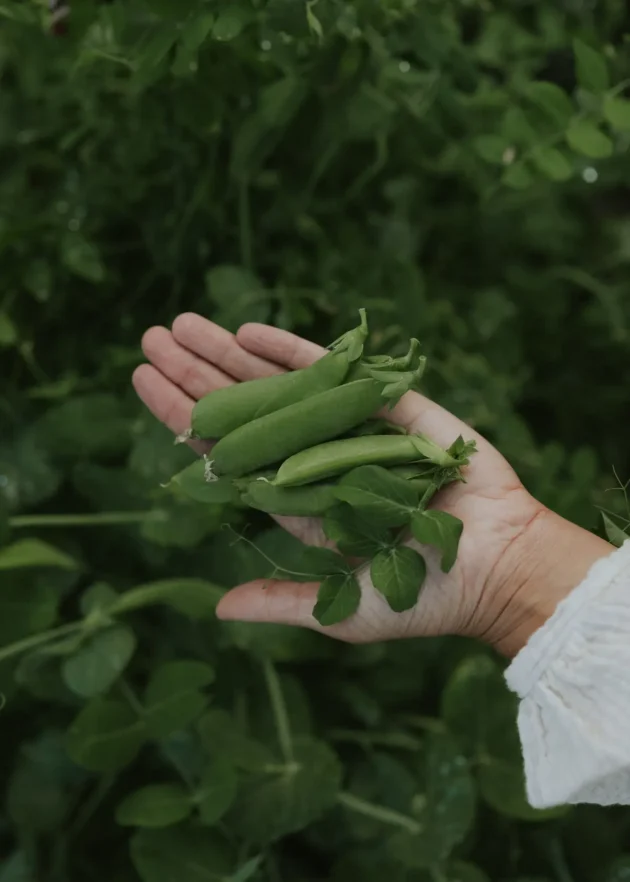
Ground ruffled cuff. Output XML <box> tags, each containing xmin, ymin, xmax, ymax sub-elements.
<box><xmin>505</xmin><ymin>540</ymin><xmax>630</xmax><ymax>808</ymax></box>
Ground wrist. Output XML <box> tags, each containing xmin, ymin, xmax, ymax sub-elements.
<box><xmin>484</xmin><ymin>507</ymin><xmax>615</xmax><ymax>658</ymax></box>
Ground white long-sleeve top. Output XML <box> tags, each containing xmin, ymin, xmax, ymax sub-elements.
<box><xmin>505</xmin><ymin>539</ymin><xmax>630</xmax><ymax>808</ymax></box>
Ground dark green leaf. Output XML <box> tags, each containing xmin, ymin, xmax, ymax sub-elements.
<box><xmin>335</xmin><ymin>465</ymin><xmax>417</xmax><ymax>527</ymax></box>
<box><xmin>131</xmin><ymin>826</ymin><xmax>233</xmax><ymax>882</ymax></box>
<box><xmin>195</xmin><ymin>758</ymin><xmax>238</xmax><ymax>825</ymax></box>
<box><xmin>605</xmin><ymin>858</ymin><xmax>630</xmax><ymax>882</ymax></box>
<box><xmin>144</xmin><ymin>661</ymin><xmax>214</xmax><ymax>738</ymax></box>
<box><xmin>0</xmin><ymin>539</ymin><xmax>77</xmax><ymax>571</ymax></box>
<box><xmin>523</xmin><ymin>81</ymin><xmax>574</xmax><ymax>123</ymax></box>
<box><xmin>389</xmin><ymin>732</ymin><xmax>476</xmax><ymax>867</ymax></box>
<box><xmin>566</xmin><ymin>120</ymin><xmax>613</xmax><ymax>158</ymax></box>
<box><xmin>231</xmin><ymin>737</ymin><xmax>342</xmax><ymax>843</ymax></box>
<box><xmin>296</xmin><ymin>546</ymin><xmax>351</xmax><ymax>580</ymax></box>
<box><xmin>66</xmin><ymin>699</ymin><xmax>146</xmax><ymax>772</ymax></box>
<box><xmin>473</xmin><ymin>135</ymin><xmax>508</xmax><ymax>164</ymax></box>
<box><xmin>531</xmin><ymin>147</ymin><xmax>573</xmax><ymax>181</ymax></box>
<box><xmin>370</xmin><ymin>546</ymin><xmax>426</xmax><ymax>612</ymax></box>
<box><xmin>116</xmin><ymin>784</ymin><xmax>192</xmax><ymax>828</ymax></box>
<box><xmin>313</xmin><ymin>573</ymin><xmax>361</xmax><ymax>626</ymax></box>
<box><xmin>172</xmin><ymin>12</ymin><xmax>215</xmax><ymax>76</ymax></box>
<box><xmin>323</xmin><ymin>504</ymin><xmax>392</xmax><ymax>556</ymax></box>
<box><xmin>411</xmin><ymin>510</ymin><xmax>463</xmax><ymax>572</ymax></box>
<box><xmin>197</xmin><ymin>709</ymin><xmax>274</xmax><ymax>772</ymax></box>
<box><xmin>79</xmin><ymin>582</ymin><xmax>119</xmax><ymax>617</ymax></box>
<box><xmin>573</xmin><ymin>38</ymin><xmax>609</xmax><ymax>93</ymax></box>
<box><xmin>213</xmin><ymin>7</ymin><xmax>249</xmax><ymax>41</ymax></box>
<box><xmin>502</xmin><ymin>163</ymin><xmax>535</xmax><ymax>189</ymax></box>
<box><xmin>478</xmin><ymin>757</ymin><xmax>568</xmax><ymax>822</ymax></box>
<box><xmin>62</xmin><ymin>625</ymin><xmax>136</xmax><ymax>698</ymax></box>
<box><xmin>603</xmin><ymin>96</ymin><xmax>630</xmax><ymax>131</ymax></box>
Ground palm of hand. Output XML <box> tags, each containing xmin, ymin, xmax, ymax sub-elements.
<box><xmin>133</xmin><ymin>314</ymin><xmax>545</xmax><ymax>646</ymax></box>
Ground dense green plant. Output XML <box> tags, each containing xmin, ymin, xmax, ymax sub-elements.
<box><xmin>1</xmin><ymin>1</ymin><xmax>630</xmax><ymax>880</ymax></box>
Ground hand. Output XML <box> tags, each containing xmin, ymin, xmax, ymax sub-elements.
<box><xmin>133</xmin><ymin>314</ymin><xmax>614</xmax><ymax>656</ymax></box>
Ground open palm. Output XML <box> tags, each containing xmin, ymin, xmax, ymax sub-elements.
<box><xmin>133</xmin><ymin>313</ymin><xmax>549</xmax><ymax>650</ymax></box>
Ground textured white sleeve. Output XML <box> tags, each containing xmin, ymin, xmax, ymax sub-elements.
<box><xmin>504</xmin><ymin>540</ymin><xmax>630</xmax><ymax>809</ymax></box>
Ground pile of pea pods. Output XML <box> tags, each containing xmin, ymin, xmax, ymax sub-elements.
<box><xmin>167</xmin><ymin>310</ymin><xmax>476</xmax><ymax>624</ymax></box>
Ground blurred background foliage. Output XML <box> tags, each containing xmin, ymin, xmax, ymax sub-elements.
<box><xmin>1</xmin><ymin>0</ymin><xmax>629</xmax><ymax>880</ymax></box>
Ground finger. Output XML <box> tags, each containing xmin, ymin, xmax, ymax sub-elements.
<box><xmin>238</xmin><ymin>323</ymin><xmax>485</xmax><ymax>449</ymax></box>
<box><xmin>131</xmin><ymin>364</ymin><xmax>207</xmax><ymax>454</ymax></box>
<box><xmin>172</xmin><ymin>313</ymin><xmax>284</xmax><ymax>382</ymax></box>
<box><xmin>215</xmin><ymin>578</ymin><xmax>370</xmax><ymax>643</ymax></box>
<box><xmin>236</xmin><ymin>323</ymin><xmax>324</xmax><ymax>370</ymax></box>
<box><xmin>141</xmin><ymin>326</ymin><xmax>233</xmax><ymax>400</ymax></box>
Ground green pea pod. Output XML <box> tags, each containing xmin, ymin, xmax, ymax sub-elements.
<box><xmin>351</xmin><ymin>419</ymin><xmax>407</xmax><ymax>437</ymax></box>
<box><xmin>190</xmin><ymin>310</ymin><xmax>369</xmax><ymax>439</ymax></box>
<box><xmin>168</xmin><ymin>458</ymin><xmax>241</xmax><ymax>504</ymax></box>
<box><xmin>274</xmin><ymin>434</ymin><xmax>460</xmax><ymax>487</ymax></box>
<box><xmin>241</xmin><ymin>479</ymin><xmax>337</xmax><ymax>517</ymax></box>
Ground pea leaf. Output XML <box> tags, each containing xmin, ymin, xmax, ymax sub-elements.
<box><xmin>334</xmin><ymin>466</ymin><xmax>418</xmax><ymax>527</ymax></box>
<box><xmin>573</xmin><ymin>38</ymin><xmax>609</xmax><ymax>93</ymax></box>
<box><xmin>195</xmin><ymin>758</ymin><xmax>238</xmax><ymax>825</ymax></box>
<box><xmin>62</xmin><ymin>625</ymin><xmax>136</xmax><ymax>698</ymax></box>
<box><xmin>230</xmin><ymin>736</ymin><xmax>342</xmax><ymax>843</ymax></box>
<box><xmin>602</xmin><ymin>513</ymin><xmax>627</xmax><ymax>548</ymax></box>
<box><xmin>566</xmin><ymin>120</ymin><xmax>613</xmax><ymax>158</ymax></box>
<box><xmin>79</xmin><ymin>582</ymin><xmax>119</xmax><ymax>617</ymax></box>
<box><xmin>292</xmin><ymin>546</ymin><xmax>351</xmax><ymax>581</ymax></box>
<box><xmin>323</xmin><ymin>504</ymin><xmax>392</xmax><ymax>557</ymax></box>
<box><xmin>131</xmin><ymin>826</ymin><xmax>233</xmax><ymax>882</ymax></box>
<box><xmin>144</xmin><ymin>661</ymin><xmax>214</xmax><ymax>738</ymax></box>
<box><xmin>116</xmin><ymin>784</ymin><xmax>192</xmax><ymax>828</ymax></box>
<box><xmin>370</xmin><ymin>546</ymin><xmax>426</xmax><ymax>612</ymax></box>
<box><xmin>502</xmin><ymin>162</ymin><xmax>535</xmax><ymax>189</ymax></box>
<box><xmin>198</xmin><ymin>709</ymin><xmax>274</xmax><ymax>772</ymax></box>
<box><xmin>603</xmin><ymin>96</ymin><xmax>630</xmax><ymax>132</ymax></box>
<box><xmin>478</xmin><ymin>756</ymin><xmax>567</xmax><ymax>822</ymax></box>
<box><xmin>531</xmin><ymin>147</ymin><xmax>573</xmax><ymax>181</ymax></box>
<box><xmin>473</xmin><ymin>134</ymin><xmax>508</xmax><ymax>164</ymax></box>
<box><xmin>213</xmin><ymin>7</ymin><xmax>249</xmax><ymax>41</ymax></box>
<box><xmin>66</xmin><ymin>699</ymin><xmax>146</xmax><ymax>772</ymax></box>
<box><xmin>523</xmin><ymin>81</ymin><xmax>574</xmax><ymax>123</ymax></box>
<box><xmin>411</xmin><ymin>510</ymin><xmax>463</xmax><ymax>572</ymax></box>
<box><xmin>313</xmin><ymin>573</ymin><xmax>361</xmax><ymax>626</ymax></box>
<box><xmin>389</xmin><ymin>732</ymin><xmax>476</xmax><ymax>867</ymax></box>
<box><xmin>0</xmin><ymin>539</ymin><xmax>77</xmax><ymax>571</ymax></box>
<box><xmin>172</xmin><ymin>11</ymin><xmax>215</xmax><ymax>76</ymax></box>
<box><xmin>169</xmin><ymin>459</ymin><xmax>240</xmax><ymax>505</ymax></box>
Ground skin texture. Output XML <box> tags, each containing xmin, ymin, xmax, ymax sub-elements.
<box><xmin>133</xmin><ymin>314</ymin><xmax>615</xmax><ymax>658</ymax></box>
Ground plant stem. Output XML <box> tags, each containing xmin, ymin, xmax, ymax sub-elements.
<box><xmin>337</xmin><ymin>791</ymin><xmax>421</xmax><ymax>834</ymax></box>
<box><xmin>0</xmin><ymin>621</ymin><xmax>84</xmax><ymax>664</ymax></box>
<box><xmin>9</xmin><ymin>511</ymin><xmax>160</xmax><ymax>529</ymax></box>
<box><xmin>262</xmin><ymin>658</ymin><xmax>294</xmax><ymax>764</ymax></box>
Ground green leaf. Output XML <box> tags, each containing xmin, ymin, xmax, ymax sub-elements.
<box><xmin>169</xmin><ymin>459</ymin><xmax>240</xmax><ymax>505</ymax></box>
<box><xmin>116</xmin><ymin>784</ymin><xmax>191</xmax><ymax>828</ymax></box>
<box><xmin>79</xmin><ymin>582</ymin><xmax>119</xmax><ymax>617</ymax></box>
<box><xmin>144</xmin><ymin>661</ymin><xmax>214</xmax><ymax>738</ymax></box>
<box><xmin>523</xmin><ymin>81</ymin><xmax>574</xmax><ymax>123</ymax></box>
<box><xmin>62</xmin><ymin>625</ymin><xmax>136</xmax><ymax>698</ymax></box>
<box><xmin>231</xmin><ymin>736</ymin><xmax>342</xmax><ymax>843</ymax></box>
<box><xmin>195</xmin><ymin>758</ymin><xmax>238</xmax><ymax>825</ymax></box>
<box><xmin>62</xmin><ymin>235</ymin><xmax>105</xmax><ymax>283</ymax></box>
<box><xmin>296</xmin><ymin>546</ymin><xmax>351</xmax><ymax>580</ymax></box>
<box><xmin>172</xmin><ymin>11</ymin><xmax>215</xmax><ymax>76</ymax></box>
<box><xmin>478</xmin><ymin>757</ymin><xmax>567</xmax><ymax>822</ymax></box>
<box><xmin>370</xmin><ymin>546</ymin><xmax>426</xmax><ymax>612</ymax></box>
<box><xmin>36</xmin><ymin>394</ymin><xmax>130</xmax><ymax>459</ymax></box>
<box><xmin>472</xmin><ymin>135</ymin><xmax>508</xmax><ymax>164</ymax></box>
<box><xmin>573</xmin><ymin>38</ymin><xmax>609</xmax><ymax>93</ymax></box>
<box><xmin>230</xmin><ymin>856</ymin><xmax>264</xmax><ymax>882</ymax></box>
<box><xmin>323</xmin><ymin>504</ymin><xmax>392</xmax><ymax>557</ymax></box>
<box><xmin>531</xmin><ymin>147</ymin><xmax>573</xmax><ymax>181</ymax></box>
<box><xmin>334</xmin><ymin>465</ymin><xmax>418</xmax><ymax>527</ymax></box>
<box><xmin>502</xmin><ymin>163</ymin><xmax>535</xmax><ymax>189</ymax></box>
<box><xmin>603</xmin><ymin>96</ymin><xmax>630</xmax><ymax>131</ymax></box>
<box><xmin>411</xmin><ymin>510</ymin><xmax>463</xmax><ymax>572</ymax></box>
<box><xmin>66</xmin><ymin>699</ymin><xmax>146</xmax><ymax>772</ymax></box>
<box><xmin>602</xmin><ymin>513</ymin><xmax>627</xmax><ymax>548</ymax></box>
<box><xmin>313</xmin><ymin>573</ymin><xmax>361</xmax><ymax>626</ymax></box>
<box><xmin>131</xmin><ymin>826</ymin><xmax>233</xmax><ymax>882</ymax></box>
<box><xmin>0</xmin><ymin>539</ymin><xmax>77</xmax><ymax>571</ymax></box>
<box><xmin>213</xmin><ymin>7</ymin><xmax>248</xmax><ymax>41</ymax></box>
<box><xmin>566</xmin><ymin>120</ymin><xmax>613</xmax><ymax>158</ymax></box>
<box><xmin>389</xmin><ymin>732</ymin><xmax>476</xmax><ymax>868</ymax></box>
<box><xmin>0</xmin><ymin>312</ymin><xmax>18</xmax><ymax>347</ymax></box>
<box><xmin>198</xmin><ymin>709</ymin><xmax>274</xmax><ymax>772</ymax></box>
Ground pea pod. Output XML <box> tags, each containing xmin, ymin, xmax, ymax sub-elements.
<box><xmin>190</xmin><ymin>310</ymin><xmax>368</xmax><ymax>439</ymax></box>
<box><xmin>274</xmin><ymin>434</ymin><xmax>461</xmax><ymax>487</ymax></box>
<box><xmin>209</xmin><ymin>358</ymin><xmax>425</xmax><ymax>478</ymax></box>
<box><xmin>168</xmin><ymin>458</ymin><xmax>241</xmax><ymax>504</ymax></box>
<box><xmin>241</xmin><ymin>479</ymin><xmax>337</xmax><ymax>517</ymax></box>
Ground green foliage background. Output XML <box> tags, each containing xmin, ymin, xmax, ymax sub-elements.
<box><xmin>1</xmin><ymin>1</ymin><xmax>630</xmax><ymax>880</ymax></box>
